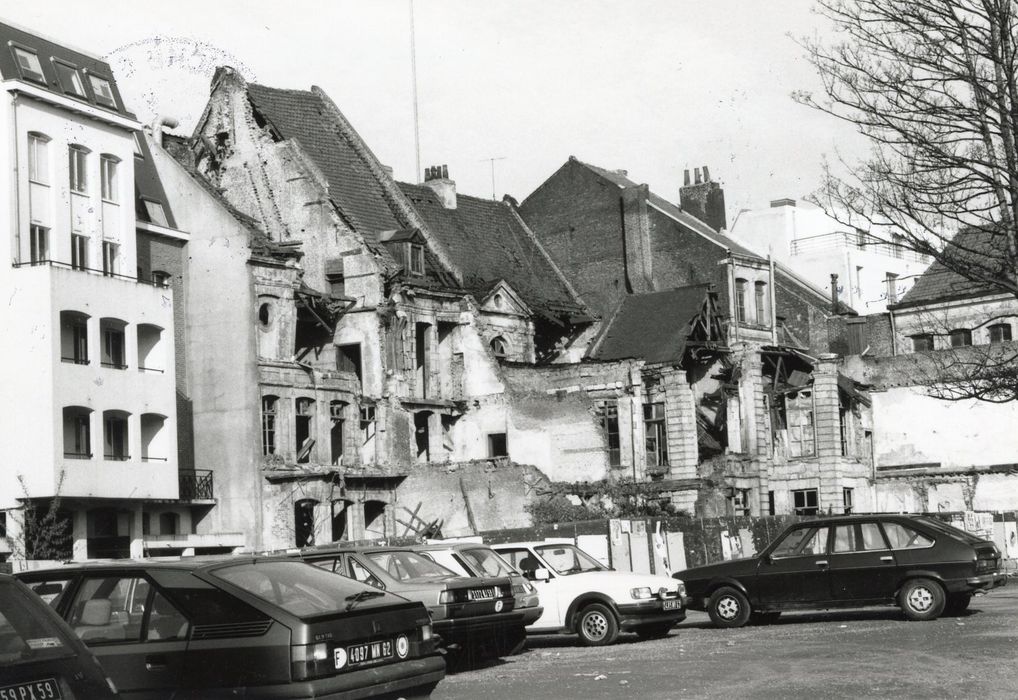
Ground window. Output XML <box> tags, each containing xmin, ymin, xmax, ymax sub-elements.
<box><xmin>843</xmin><ymin>487</ymin><xmax>855</xmax><ymax>515</ymax></box>
<box><xmin>12</xmin><ymin>46</ymin><xmax>44</xmax><ymax>82</ymax></box>
<box><xmin>326</xmin><ymin>273</ymin><xmax>345</xmax><ymax>298</ymax></box>
<box><xmin>29</xmin><ymin>224</ymin><xmax>48</xmax><ymax>264</ymax></box>
<box><xmin>786</xmin><ymin>391</ymin><xmax>815</xmax><ymax>458</ymax></box>
<box><xmin>772</xmin><ymin>526</ymin><xmax>829</xmax><ymax>558</ymax></box>
<box><xmin>295</xmin><ymin>398</ymin><xmax>315</xmax><ymax>464</ymax></box>
<box><xmin>28</xmin><ymin>132</ymin><xmax>49</xmax><ymax>184</ymax></box>
<box><xmin>360</xmin><ymin>406</ymin><xmax>376</xmax><ymax>443</ymax></box>
<box><xmin>132</xmin><ymin>132</ymin><xmax>144</xmax><ymax>156</ymax></box>
<box><xmin>885</xmin><ymin>272</ymin><xmax>899</xmax><ymax>303</ymax></box>
<box><xmin>294</xmin><ymin>499</ymin><xmax>317</xmax><ymax>547</ymax></box>
<box><xmin>330</xmin><ymin>400</ymin><xmax>346</xmax><ymax>465</ymax></box>
<box><xmin>792</xmin><ymin>488</ymin><xmax>819</xmax><ymax>516</ymax></box>
<box><xmin>61</xmin><ymin>311</ymin><xmax>89</xmax><ymax>364</ymax></box>
<box><xmin>890</xmin><ymin>233</ymin><xmax>905</xmax><ymax>259</ymax></box>
<box><xmin>142</xmin><ymin>199</ymin><xmax>169</xmax><ymax>226</ymax></box>
<box><xmin>258</xmin><ymin>303</ymin><xmax>271</xmax><ymax>327</ymax></box>
<box><xmin>488</xmin><ymin>432</ymin><xmax>508</xmax><ymax>458</ymax></box>
<box><xmin>728</xmin><ymin>488</ymin><xmax>751</xmax><ymax>517</ymax></box>
<box><xmin>88</xmin><ymin>75</ymin><xmax>116</xmax><ymax>108</ymax></box>
<box><xmin>261</xmin><ymin>396</ymin><xmax>277</xmax><ymax>456</ymax></box>
<box><xmin>882</xmin><ymin>522</ymin><xmax>935</xmax><ymax>549</ymax></box>
<box><xmin>949</xmin><ymin>328</ymin><xmax>972</xmax><ymax>347</ymax></box>
<box><xmin>989</xmin><ymin>323</ymin><xmax>1013</xmax><ymax>344</ymax></box>
<box><xmin>100</xmin><ymin>156</ymin><xmax>119</xmax><ymax>202</ymax></box>
<box><xmin>68</xmin><ymin>145</ymin><xmax>88</xmax><ymax>194</ymax></box>
<box><xmin>53</xmin><ymin>60</ymin><xmax>85</xmax><ymax>97</ymax></box>
<box><xmin>754</xmin><ymin>281</ymin><xmax>767</xmax><ymax>323</ymax></box>
<box><xmin>911</xmin><ymin>333</ymin><xmax>934</xmax><ymax>352</ymax></box>
<box><xmin>102</xmin><ymin>242</ymin><xmax>118</xmax><ymax>277</ymax></box>
<box><xmin>490</xmin><ymin>336</ymin><xmax>508</xmax><ymax>359</ymax></box>
<box><xmin>596</xmin><ymin>401</ymin><xmax>621</xmax><ymax>466</ymax></box>
<box><xmin>101</xmin><ymin>321</ymin><xmax>126</xmax><ymax>369</ymax></box>
<box><xmin>336</xmin><ymin>344</ymin><xmax>362</xmax><ymax>385</ymax></box>
<box><xmin>408</xmin><ymin>243</ymin><xmax>425</xmax><ymax>276</ymax></box>
<box><xmin>767</xmin><ymin>490</ymin><xmax>776</xmax><ymax>516</ymax></box>
<box><xmin>735</xmin><ymin>278</ymin><xmax>747</xmax><ymax>323</ymax></box>
<box><xmin>151</xmin><ymin>270</ymin><xmax>171</xmax><ymax>287</ymax></box>
<box><xmin>158</xmin><ymin>512</ymin><xmax>179</xmax><ymax>536</ymax></box>
<box><xmin>103</xmin><ymin>412</ymin><xmax>129</xmax><ymax>460</ymax></box>
<box><xmin>643</xmin><ymin>402</ymin><xmax>668</xmax><ymax>468</ymax></box>
<box><xmin>63</xmin><ymin>407</ymin><xmax>91</xmax><ymax>458</ymax></box>
<box><xmin>833</xmin><ymin>522</ymin><xmax>886</xmax><ymax>552</ymax></box>
<box><xmin>71</xmin><ymin>234</ymin><xmax>88</xmax><ymax>270</ymax></box>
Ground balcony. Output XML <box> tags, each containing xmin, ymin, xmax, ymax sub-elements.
<box><xmin>789</xmin><ymin>232</ymin><xmax>930</xmax><ymax>264</ymax></box>
<box><xmin>13</xmin><ymin>259</ymin><xmax>170</xmax><ymax>288</ymax></box>
<box><xmin>179</xmin><ymin>469</ymin><xmax>214</xmax><ymax>501</ymax></box>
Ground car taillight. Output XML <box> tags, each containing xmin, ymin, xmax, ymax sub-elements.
<box><xmin>291</xmin><ymin>642</ymin><xmax>332</xmax><ymax>681</ymax></box>
<box><xmin>420</xmin><ymin>622</ymin><xmax>433</xmax><ymax>642</ymax></box>
<box><xmin>976</xmin><ymin>557</ymin><xmax>997</xmax><ymax>573</ymax></box>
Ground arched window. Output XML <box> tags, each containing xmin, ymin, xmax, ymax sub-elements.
<box><xmin>261</xmin><ymin>395</ymin><xmax>278</xmax><ymax>456</ymax></box>
<box><xmin>100</xmin><ymin>317</ymin><xmax>127</xmax><ymax>369</ymax></box>
<box><xmin>60</xmin><ymin>311</ymin><xmax>89</xmax><ymax>365</ymax></box>
<box><xmin>258</xmin><ymin>302</ymin><xmax>272</xmax><ymax>327</ymax></box>
<box><xmin>140</xmin><ymin>413</ymin><xmax>167</xmax><ymax>461</ymax></box>
<box><xmin>62</xmin><ymin>406</ymin><xmax>92</xmax><ymax>459</ymax></box>
<box><xmin>137</xmin><ymin>324</ymin><xmax>164</xmax><ymax>372</ymax></box>
<box><xmin>490</xmin><ymin>336</ymin><xmax>508</xmax><ymax>359</ymax></box>
<box><xmin>102</xmin><ymin>409</ymin><xmax>130</xmax><ymax>460</ymax></box>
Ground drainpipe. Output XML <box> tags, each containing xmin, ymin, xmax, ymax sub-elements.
<box><xmin>768</xmin><ymin>251</ymin><xmax>777</xmax><ymax>344</ymax></box>
<box><xmin>889</xmin><ymin>305</ymin><xmax>899</xmax><ymax>356</ymax></box>
<box><xmin>726</xmin><ymin>255</ymin><xmax>738</xmax><ymax>343</ymax></box>
<box><xmin>11</xmin><ymin>93</ymin><xmax>21</xmax><ymax>264</ymax></box>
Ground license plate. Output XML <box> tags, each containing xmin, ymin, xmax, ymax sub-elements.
<box><xmin>0</xmin><ymin>679</ymin><xmax>62</xmax><ymax>700</ymax></box>
<box><xmin>346</xmin><ymin>639</ymin><xmax>393</xmax><ymax>666</ymax></box>
<box><xmin>663</xmin><ymin>599</ymin><xmax>681</xmax><ymax>610</ymax></box>
<box><xmin>468</xmin><ymin>587</ymin><xmax>496</xmax><ymax>600</ymax></box>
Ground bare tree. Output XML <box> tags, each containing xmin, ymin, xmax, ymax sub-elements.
<box><xmin>796</xmin><ymin>0</ymin><xmax>1018</xmax><ymax>400</ymax></box>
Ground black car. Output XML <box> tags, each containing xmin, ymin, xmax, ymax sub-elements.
<box><xmin>17</xmin><ymin>557</ymin><xmax>445</xmax><ymax>699</ymax></box>
<box><xmin>1</xmin><ymin>573</ymin><xmax>119</xmax><ymax>699</ymax></box>
<box><xmin>676</xmin><ymin>514</ymin><xmax>1007</xmax><ymax>628</ymax></box>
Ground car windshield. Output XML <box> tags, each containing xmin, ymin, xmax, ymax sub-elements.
<box><xmin>0</xmin><ymin>581</ymin><xmax>74</xmax><ymax>665</ymax></box>
<box><xmin>212</xmin><ymin>561</ymin><xmax>387</xmax><ymax>618</ymax></box>
<box><xmin>366</xmin><ymin>551</ymin><xmax>458</xmax><ymax>582</ymax></box>
<box><xmin>534</xmin><ymin>544</ymin><xmax>607</xmax><ymax>575</ymax></box>
<box><xmin>913</xmin><ymin>517</ymin><xmax>985</xmax><ymax>544</ymax></box>
<box><xmin>459</xmin><ymin>548</ymin><xmax>516</xmax><ymax>577</ymax></box>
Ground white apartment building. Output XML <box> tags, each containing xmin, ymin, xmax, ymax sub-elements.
<box><xmin>729</xmin><ymin>199</ymin><xmax>930</xmax><ymax>313</ymax></box>
<box><xmin>0</xmin><ymin>21</ymin><xmax>189</xmax><ymax>561</ymax></box>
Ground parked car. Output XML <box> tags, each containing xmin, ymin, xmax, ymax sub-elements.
<box><xmin>677</xmin><ymin>514</ymin><xmax>1008</xmax><ymax>628</ymax></box>
<box><xmin>412</xmin><ymin>541</ymin><xmax>542</xmax><ymax>653</ymax></box>
<box><xmin>492</xmin><ymin>541</ymin><xmax>686</xmax><ymax>646</ymax></box>
<box><xmin>1</xmin><ymin>573</ymin><xmax>119</xmax><ymax>699</ymax></box>
<box><xmin>17</xmin><ymin>557</ymin><xmax>444</xmax><ymax>699</ymax></box>
<box><xmin>299</xmin><ymin>545</ymin><xmax>525</xmax><ymax>662</ymax></box>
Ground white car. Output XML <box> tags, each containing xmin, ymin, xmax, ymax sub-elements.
<box><xmin>492</xmin><ymin>541</ymin><xmax>687</xmax><ymax>646</ymax></box>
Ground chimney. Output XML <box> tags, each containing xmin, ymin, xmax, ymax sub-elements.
<box><xmin>830</xmin><ymin>273</ymin><xmax>840</xmax><ymax>310</ymax></box>
<box><xmin>423</xmin><ymin>163</ymin><xmax>456</xmax><ymax>209</ymax></box>
<box><xmin>770</xmin><ymin>198</ymin><xmax>796</xmax><ymax>208</ymax></box>
<box><xmin>679</xmin><ymin>164</ymin><xmax>727</xmax><ymax>232</ymax></box>
<box><xmin>621</xmin><ymin>184</ymin><xmax>654</xmax><ymax>293</ymax></box>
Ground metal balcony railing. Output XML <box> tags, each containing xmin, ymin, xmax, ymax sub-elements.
<box><xmin>179</xmin><ymin>469</ymin><xmax>214</xmax><ymax>500</ymax></box>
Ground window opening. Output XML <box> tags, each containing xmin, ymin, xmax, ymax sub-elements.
<box><xmin>28</xmin><ymin>132</ymin><xmax>49</xmax><ymax>184</ymax></box>
<box><xmin>911</xmin><ymin>334</ymin><xmax>934</xmax><ymax>352</ymax></box>
<box><xmin>103</xmin><ymin>413</ymin><xmax>129</xmax><ymax>461</ymax></box>
<box><xmin>89</xmin><ymin>75</ymin><xmax>116</xmax><ymax>108</ymax></box>
<box><xmin>100</xmin><ymin>156</ymin><xmax>119</xmax><ymax>202</ymax></box>
<box><xmin>885</xmin><ymin>272</ymin><xmax>899</xmax><ymax>303</ymax></box>
<box><xmin>487</xmin><ymin>432</ymin><xmax>508</xmax><ymax>458</ymax></box>
<box><xmin>30</xmin><ymin>225</ymin><xmax>48</xmax><ymax>264</ymax></box>
<box><xmin>728</xmin><ymin>488</ymin><xmax>751</xmax><ymax>517</ymax></box>
<box><xmin>71</xmin><ymin>234</ymin><xmax>88</xmax><ymax>270</ymax></box>
<box><xmin>330</xmin><ymin>400</ymin><xmax>346</xmax><ymax>465</ymax></box>
<box><xmin>261</xmin><ymin>396</ymin><xmax>277</xmax><ymax>456</ymax></box>
<box><xmin>294</xmin><ymin>499</ymin><xmax>317</xmax><ymax>547</ymax></box>
<box><xmin>415</xmin><ymin>322</ymin><xmax>430</xmax><ymax>398</ymax></box>
<box><xmin>643</xmin><ymin>402</ymin><xmax>668</xmax><ymax>468</ymax></box>
<box><xmin>735</xmin><ymin>278</ymin><xmax>747</xmax><ymax>324</ymax></box>
<box><xmin>792</xmin><ymin>488</ymin><xmax>819</xmax><ymax>516</ymax></box>
<box><xmin>101</xmin><ymin>322</ymin><xmax>126</xmax><ymax>369</ymax></box>
<box><xmin>949</xmin><ymin>328</ymin><xmax>972</xmax><ymax>347</ymax></box>
<box><xmin>68</xmin><ymin>145</ymin><xmax>88</xmax><ymax>194</ymax></box>
<box><xmin>786</xmin><ymin>390</ymin><xmax>815</xmax><ymax>458</ymax></box>
<box><xmin>102</xmin><ymin>241</ymin><xmax>118</xmax><ymax>277</ymax></box>
<box><xmin>408</xmin><ymin>243</ymin><xmax>425</xmax><ymax>276</ymax></box>
<box><xmin>843</xmin><ymin>487</ymin><xmax>854</xmax><ymax>515</ymax></box>
<box><xmin>754</xmin><ymin>281</ymin><xmax>767</xmax><ymax>323</ymax></box>
<box><xmin>989</xmin><ymin>323</ymin><xmax>1012</xmax><ymax>344</ymax></box>
<box><xmin>336</xmin><ymin>344</ymin><xmax>362</xmax><ymax>385</ymax></box>
<box><xmin>295</xmin><ymin>398</ymin><xmax>315</xmax><ymax>464</ymax></box>
<box><xmin>53</xmin><ymin>60</ymin><xmax>85</xmax><ymax>97</ymax></box>
<box><xmin>414</xmin><ymin>411</ymin><xmax>432</xmax><ymax>462</ymax></box>
<box><xmin>12</xmin><ymin>47</ymin><xmax>44</xmax><ymax>82</ymax></box>
<box><xmin>596</xmin><ymin>400</ymin><xmax>621</xmax><ymax>466</ymax></box>
<box><xmin>490</xmin><ymin>336</ymin><xmax>508</xmax><ymax>360</ymax></box>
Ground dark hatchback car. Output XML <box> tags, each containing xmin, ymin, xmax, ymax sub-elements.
<box><xmin>299</xmin><ymin>545</ymin><xmax>524</xmax><ymax>661</ymax></box>
<box><xmin>677</xmin><ymin>514</ymin><xmax>1007</xmax><ymax>628</ymax></box>
<box><xmin>17</xmin><ymin>558</ymin><xmax>444</xmax><ymax>699</ymax></box>
<box><xmin>1</xmin><ymin>573</ymin><xmax>119</xmax><ymax>699</ymax></box>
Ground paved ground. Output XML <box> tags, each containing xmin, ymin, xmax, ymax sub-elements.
<box><xmin>434</xmin><ymin>587</ymin><xmax>1018</xmax><ymax>699</ymax></box>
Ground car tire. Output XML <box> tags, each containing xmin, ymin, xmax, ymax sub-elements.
<box><xmin>944</xmin><ymin>593</ymin><xmax>972</xmax><ymax>616</ymax></box>
<box><xmin>749</xmin><ymin>611</ymin><xmax>781</xmax><ymax>626</ymax></box>
<box><xmin>576</xmin><ymin>603</ymin><xmax>619</xmax><ymax>646</ymax></box>
<box><xmin>708</xmin><ymin>586</ymin><xmax>751</xmax><ymax>628</ymax></box>
<box><xmin>634</xmin><ymin>622</ymin><xmax>674</xmax><ymax>640</ymax></box>
<box><xmin>899</xmin><ymin>578</ymin><xmax>945</xmax><ymax>621</ymax></box>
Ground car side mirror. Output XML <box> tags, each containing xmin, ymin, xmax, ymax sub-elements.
<box><xmin>532</xmin><ymin>567</ymin><xmax>551</xmax><ymax>582</ymax></box>
<box><xmin>763</xmin><ymin>554</ymin><xmax>774</xmax><ymax>565</ymax></box>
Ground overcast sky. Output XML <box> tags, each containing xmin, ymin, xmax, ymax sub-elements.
<box><xmin>6</xmin><ymin>0</ymin><xmax>863</xmax><ymax>218</ymax></box>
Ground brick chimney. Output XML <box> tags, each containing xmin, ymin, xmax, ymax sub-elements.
<box><xmin>679</xmin><ymin>165</ymin><xmax>727</xmax><ymax>232</ymax></box>
<box><xmin>423</xmin><ymin>164</ymin><xmax>456</xmax><ymax>209</ymax></box>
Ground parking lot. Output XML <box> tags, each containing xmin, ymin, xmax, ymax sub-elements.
<box><xmin>435</xmin><ymin>587</ymin><xmax>1018</xmax><ymax>699</ymax></box>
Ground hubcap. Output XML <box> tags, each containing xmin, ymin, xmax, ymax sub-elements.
<box><xmin>908</xmin><ymin>586</ymin><xmax>934</xmax><ymax>612</ymax></box>
<box><xmin>717</xmin><ymin>596</ymin><xmax>740</xmax><ymax>620</ymax></box>
<box><xmin>583</xmin><ymin>611</ymin><xmax>609</xmax><ymax>640</ymax></box>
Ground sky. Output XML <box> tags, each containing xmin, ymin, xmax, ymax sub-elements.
<box><xmin>4</xmin><ymin>0</ymin><xmax>865</xmax><ymax>218</ymax></box>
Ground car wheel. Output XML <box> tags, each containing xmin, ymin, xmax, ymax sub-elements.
<box><xmin>899</xmin><ymin>578</ymin><xmax>945</xmax><ymax>621</ymax></box>
<box><xmin>749</xmin><ymin>611</ymin><xmax>781</xmax><ymax>626</ymax></box>
<box><xmin>576</xmin><ymin>603</ymin><xmax>619</xmax><ymax>646</ymax></box>
<box><xmin>708</xmin><ymin>586</ymin><xmax>751</xmax><ymax>628</ymax></box>
<box><xmin>944</xmin><ymin>593</ymin><xmax>972</xmax><ymax>616</ymax></box>
<box><xmin>634</xmin><ymin>622</ymin><xmax>674</xmax><ymax>640</ymax></box>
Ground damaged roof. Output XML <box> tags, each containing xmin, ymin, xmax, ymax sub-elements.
<box><xmin>895</xmin><ymin>227</ymin><xmax>1011</xmax><ymax>308</ymax></box>
<box><xmin>398</xmin><ymin>183</ymin><xmax>585</xmax><ymax>314</ymax></box>
<box><xmin>245</xmin><ymin>83</ymin><xmax>404</xmax><ymax>237</ymax></box>
<box><xmin>589</xmin><ymin>285</ymin><xmax>712</xmax><ymax>363</ymax></box>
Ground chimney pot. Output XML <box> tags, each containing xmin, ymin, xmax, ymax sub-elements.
<box><xmin>683</xmin><ymin>169</ymin><xmax>691</xmax><ymax>186</ymax></box>
<box><xmin>694</xmin><ymin>168</ymin><xmax>703</xmax><ymax>185</ymax></box>
<box><xmin>441</xmin><ymin>164</ymin><xmax>449</xmax><ymax>179</ymax></box>
<box><xmin>702</xmin><ymin>165</ymin><xmax>710</xmax><ymax>182</ymax></box>
<box><xmin>830</xmin><ymin>273</ymin><xmax>840</xmax><ymax>309</ymax></box>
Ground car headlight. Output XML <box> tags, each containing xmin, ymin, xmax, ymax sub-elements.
<box><xmin>676</xmin><ymin>581</ymin><xmax>687</xmax><ymax>597</ymax></box>
<box><xmin>631</xmin><ymin>587</ymin><xmax>654</xmax><ymax>600</ymax></box>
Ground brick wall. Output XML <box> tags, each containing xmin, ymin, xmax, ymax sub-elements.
<box><xmin>827</xmin><ymin>312</ymin><xmax>894</xmax><ymax>357</ymax></box>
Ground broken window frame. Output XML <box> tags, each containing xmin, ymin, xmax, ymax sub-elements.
<box><xmin>329</xmin><ymin>400</ymin><xmax>346</xmax><ymax>466</ymax></box>
<box><xmin>489</xmin><ymin>336</ymin><xmax>508</xmax><ymax>360</ymax></box>
<box><xmin>727</xmin><ymin>488</ymin><xmax>751</xmax><ymax>517</ymax></box>
<box><xmin>785</xmin><ymin>390</ymin><xmax>816</xmax><ymax>459</ymax></box>
<box><xmin>360</xmin><ymin>405</ymin><xmax>376</xmax><ymax>445</ymax></box>
<box><xmin>843</xmin><ymin>487</ymin><xmax>854</xmax><ymax>515</ymax></box>
<box><xmin>792</xmin><ymin>488</ymin><xmax>819</xmax><ymax>516</ymax></box>
<box><xmin>643</xmin><ymin>402</ymin><xmax>668</xmax><ymax>468</ymax></box>
<box><xmin>596</xmin><ymin>400</ymin><xmax>622</xmax><ymax>467</ymax></box>
<box><xmin>295</xmin><ymin>397</ymin><xmax>315</xmax><ymax>464</ymax></box>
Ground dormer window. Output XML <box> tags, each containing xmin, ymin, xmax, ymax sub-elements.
<box><xmin>133</xmin><ymin>133</ymin><xmax>144</xmax><ymax>158</ymax></box>
<box><xmin>12</xmin><ymin>46</ymin><xmax>44</xmax><ymax>83</ymax></box>
<box><xmin>408</xmin><ymin>243</ymin><xmax>425</xmax><ymax>276</ymax></box>
<box><xmin>142</xmin><ymin>199</ymin><xmax>168</xmax><ymax>227</ymax></box>
<box><xmin>53</xmin><ymin>60</ymin><xmax>85</xmax><ymax>97</ymax></box>
<box><xmin>88</xmin><ymin>75</ymin><xmax>116</xmax><ymax>109</ymax></box>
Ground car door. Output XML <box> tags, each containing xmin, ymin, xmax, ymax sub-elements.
<box><xmin>827</xmin><ymin>521</ymin><xmax>898</xmax><ymax>603</ymax></box>
<box><xmin>496</xmin><ymin>547</ymin><xmax>560</xmax><ymax>629</ymax></box>
<box><xmin>756</xmin><ymin>524</ymin><xmax>832</xmax><ymax>607</ymax></box>
<box><xmin>64</xmin><ymin>573</ymin><xmax>187</xmax><ymax>699</ymax></box>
